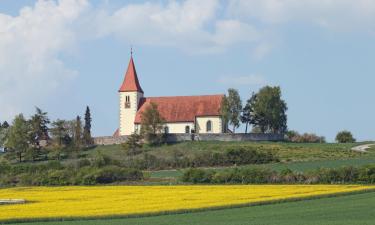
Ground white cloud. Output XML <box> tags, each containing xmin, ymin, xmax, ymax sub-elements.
<box><xmin>92</xmin><ymin>0</ymin><xmax>261</xmax><ymax>53</ymax></box>
<box><xmin>227</xmin><ymin>0</ymin><xmax>375</xmax><ymax>31</ymax></box>
<box><xmin>218</xmin><ymin>75</ymin><xmax>267</xmax><ymax>86</ymax></box>
<box><xmin>0</xmin><ymin>0</ymin><xmax>88</xmax><ymax>121</ymax></box>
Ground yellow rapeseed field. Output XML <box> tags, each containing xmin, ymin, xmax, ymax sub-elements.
<box><xmin>0</xmin><ymin>185</ymin><xmax>373</xmax><ymax>222</ymax></box>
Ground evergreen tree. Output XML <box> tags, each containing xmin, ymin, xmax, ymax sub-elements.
<box><xmin>30</xmin><ymin>107</ymin><xmax>50</xmax><ymax>147</ymax></box>
<box><xmin>83</xmin><ymin>106</ymin><xmax>93</xmax><ymax>146</ymax></box>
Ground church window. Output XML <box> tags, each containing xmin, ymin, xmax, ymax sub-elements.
<box><xmin>206</xmin><ymin>120</ymin><xmax>212</xmax><ymax>132</ymax></box>
<box><xmin>164</xmin><ymin>126</ymin><xmax>169</xmax><ymax>134</ymax></box>
<box><xmin>185</xmin><ymin>126</ymin><xmax>190</xmax><ymax>134</ymax></box>
<box><xmin>125</xmin><ymin>96</ymin><xmax>130</xmax><ymax>108</ymax></box>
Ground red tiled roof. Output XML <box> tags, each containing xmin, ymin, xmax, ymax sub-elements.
<box><xmin>134</xmin><ymin>95</ymin><xmax>224</xmax><ymax>123</ymax></box>
<box><xmin>113</xmin><ymin>128</ymin><xmax>120</xmax><ymax>137</ymax></box>
<box><xmin>119</xmin><ymin>57</ymin><xmax>144</xmax><ymax>93</ymax></box>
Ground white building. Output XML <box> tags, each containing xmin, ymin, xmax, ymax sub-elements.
<box><xmin>115</xmin><ymin>55</ymin><xmax>225</xmax><ymax>136</ymax></box>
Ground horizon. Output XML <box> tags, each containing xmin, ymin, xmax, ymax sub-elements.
<box><xmin>1</xmin><ymin>0</ymin><xmax>375</xmax><ymax>142</ymax></box>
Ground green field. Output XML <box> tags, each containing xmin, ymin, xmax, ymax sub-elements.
<box><xmin>149</xmin><ymin>155</ymin><xmax>375</xmax><ymax>180</ymax></box>
<box><xmin>12</xmin><ymin>191</ymin><xmax>375</xmax><ymax>225</ymax></box>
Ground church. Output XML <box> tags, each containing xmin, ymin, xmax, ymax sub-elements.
<box><xmin>115</xmin><ymin>55</ymin><xmax>225</xmax><ymax>136</ymax></box>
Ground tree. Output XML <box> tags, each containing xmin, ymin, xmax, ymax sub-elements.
<box><xmin>83</xmin><ymin>106</ymin><xmax>93</xmax><ymax>146</ymax></box>
<box><xmin>250</xmin><ymin>86</ymin><xmax>288</xmax><ymax>134</ymax></box>
<box><xmin>6</xmin><ymin>114</ymin><xmax>31</xmax><ymax>162</ymax></box>
<box><xmin>2</xmin><ymin>121</ymin><xmax>9</xmax><ymax>129</ymax></box>
<box><xmin>29</xmin><ymin>107</ymin><xmax>50</xmax><ymax>146</ymax></box>
<box><xmin>220</xmin><ymin>96</ymin><xmax>230</xmax><ymax>133</ymax></box>
<box><xmin>226</xmin><ymin>88</ymin><xmax>242</xmax><ymax>133</ymax></box>
<box><xmin>28</xmin><ymin>107</ymin><xmax>50</xmax><ymax>160</ymax></box>
<box><xmin>122</xmin><ymin>133</ymin><xmax>143</xmax><ymax>156</ymax></box>
<box><xmin>50</xmin><ymin>119</ymin><xmax>72</xmax><ymax>159</ymax></box>
<box><xmin>0</xmin><ymin>124</ymin><xmax>9</xmax><ymax>149</ymax></box>
<box><xmin>336</xmin><ymin>131</ymin><xmax>356</xmax><ymax>143</ymax></box>
<box><xmin>73</xmin><ymin>116</ymin><xmax>83</xmax><ymax>151</ymax></box>
<box><xmin>241</xmin><ymin>92</ymin><xmax>256</xmax><ymax>133</ymax></box>
<box><xmin>140</xmin><ymin>102</ymin><xmax>165</xmax><ymax>145</ymax></box>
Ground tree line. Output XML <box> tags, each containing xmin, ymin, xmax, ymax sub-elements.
<box><xmin>221</xmin><ymin>86</ymin><xmax>288</xmax><ymax>134</ymax></box>
<box><xmin>0</xmin><ymin>106</ymin><xmax>93</xmax><ymax>162</ymax></box>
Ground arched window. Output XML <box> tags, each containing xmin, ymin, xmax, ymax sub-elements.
<box><xmin>125</xmin><ymin>96</ymin><xmax>130</xmax><ymax>108</ymax></box>
<box><xmin>206</xmin><ymin>120</ymin><xmax>212</xmax><ymax>132</ymax></box>
<box><xmin>185</xmin><ymin>126</ymin><xmax>190</xmax><ymax>134</ymax></box>
<box><xmin>164</xmin><ymin>126</ymin><xmax>169</xmax><ymax>134</ymax></box>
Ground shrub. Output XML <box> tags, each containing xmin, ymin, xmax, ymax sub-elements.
<box><xmin>181</xmin><ymin>164</ymin><xmax>375</xmax><ymax>184</ymax></box>
<box><xmin>286</xmin><ymin>130</ymin><xmax>326</xmax><ymax>143</ymax></box>
<box><xmin>181</xmin><ymin>168</ymin><xmax>213</xmax><ymax>183</ymax></box>
<box><xmin>336</xmin><ymin>131</ymin><xmax>356</xmax><ymax>143</ymax></box>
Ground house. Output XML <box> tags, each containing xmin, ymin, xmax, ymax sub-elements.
<box><xmin>116</xmin><ymin>54</ymin><xmax>225</xmax><ymax>136</ymax></box>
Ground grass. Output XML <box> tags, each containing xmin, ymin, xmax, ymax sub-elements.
<box><xmin>92</xmin><ymin>141</ymin><xmax>367</xmax><ymax>162</ymax></box>
<box><xmin>148</xmin><ymin>156</ymin><xmax>375</xmax><ymax>180</ymax></box>
<box><xmin>11</xmin><ymin>190</ymin><xmax>375</xmax><ymax>225</ymax></box>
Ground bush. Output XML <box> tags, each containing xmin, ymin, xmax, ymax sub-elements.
<box><xmin>336</xmin><ymin>131</ymin><xmax>356</xmax><ymax>143</ymax></box>
<box><xmin>181</xmin><ymin>168</ymin><xmax>214</xmax><ymax>183</ymax></box>
<box><xmin>286</xmin><ymin>130</ymin><xmax>326</xmax><ymax>143</ymax></box>
<box><xmin>181</xmin><ymin>164</ymin><xmax>375</xmax><ymax>184</ymax></box>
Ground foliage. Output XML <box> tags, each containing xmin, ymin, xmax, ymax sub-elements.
<box><xmin>140</xmin><ymin>102</ymin><xmax>166</xmax><ymax>145</ymax></box>
<box><xmin>122</xmin><ymin>133</ymin><xmax>143</xmax><ymax>156</ymax></box>
<box><xmin>220</xmin><ymin>96</ymin><xmax>230</xmax><ymax>133</ymax></box>
<box><xmin>241</xmin><ymin>92</ymin><xmax>256</xmax><ymax>133</ymax></box>
<box><xmin>336</xmin><ymin>131</ymin><xmax>356</xmax><ymax>143</ymax></box>
<box><xmin>0</xmin><ymin>158</ymin><xmax>142</xmax><ymax>187</ymax></box>
<box><xmin>29</xmin><ymin>107</ymin><xmax>50</xmax><ymax>147</ymax></box>
<box><xmin>250</xmin><ymin>86</ymin><xmax>287</xmax><ymax>134</ymax></box>
<box><xmin>224</xmin><ymin>89</ymin><xmax>242</xmax><ymax>133</ymax></box>
<box><xmin>286</xmin><ymin>130</ymin><xmax>326</xmax><ymax>143</ymax></box>
<box><xmin>73</xmin><ymin>116</ymin><xmax>83</xmax><ymax>151</ymax></box>
<box><xmin>1</xmin><ymin>121</ymin><xmax>9</xmax><ymax>129</ymax></box>
<box><xmin>5</xmin><ymin>114</ymin><xmax>31</xmax><ymax>162</ymax></box>
<box><xmin>83</xmin><ymin>106</ymin><xmax>93</xmax><ymax>146</ymax></box>
<box><xmin>181</xmin><ymin>164</ymin><xmax>375</xmax><ymax>184</ymax></box>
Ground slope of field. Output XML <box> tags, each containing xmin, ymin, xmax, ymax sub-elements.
<box><xmin>148</xmin><ymin>156</ymin><xmax>375</xmax><ymax>180</ymax></box>
<box><xmin>0</xmin><ymin>185</ymin><xmax>373</xmax><ymax>223</ymax></box>
<box><xmin>13</xmin><ymin>190</ymin><xmax>375</xmax><ymax>225</ymax></box>
<box><xmin>90</xmin><ymin>142</ymin><xmax>367</xmax><ymax>163</ymax></box>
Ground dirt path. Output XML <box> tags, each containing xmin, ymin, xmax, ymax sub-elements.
<box><xmin>351</xmin><ymin>144</ymin><xmax>375</xmax><ymax>153</ymax></box>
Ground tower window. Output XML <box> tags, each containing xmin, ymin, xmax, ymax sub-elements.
<box><xmin>206</xmin><ymin>120</ymin><xmax>212</xmax><ymax>132</ymax></box>
<box><xmin>125</xmin><ymin>96</ymin><xmax>130</xmax><ymax>108</ymax></box>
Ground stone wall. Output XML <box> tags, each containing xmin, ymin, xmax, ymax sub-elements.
<box><xmin>94</xmin><ymin>133</ymin><xmax>284</xmax><ymax>146</ymax></box>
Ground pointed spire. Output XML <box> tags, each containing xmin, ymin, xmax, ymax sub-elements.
<box><xmin>119</xmin><ymin>52</ymin><xmax>144</xmax><ymax>93</ymax></box>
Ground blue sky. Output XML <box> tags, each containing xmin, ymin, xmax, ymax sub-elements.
<box><xmin>1</xmin><ymin>0</ymin><xmax>375</xmax><ymax>141</ymax></box>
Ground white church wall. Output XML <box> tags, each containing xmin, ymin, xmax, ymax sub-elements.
<box><xmin>195</xmin><ymin>116</ymin><xmax>222</xmax><ymax>134</ymax></box>
<box><xmin>164</xmin><ymin>122</ymin><xmax>195</xmax><ymax>134</ymax></box>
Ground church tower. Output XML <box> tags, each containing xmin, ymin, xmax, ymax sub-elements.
<box><xmin>118</xmin><ymin>54</ymin><xmax>144</xmax><ymax>136</ymax></box>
